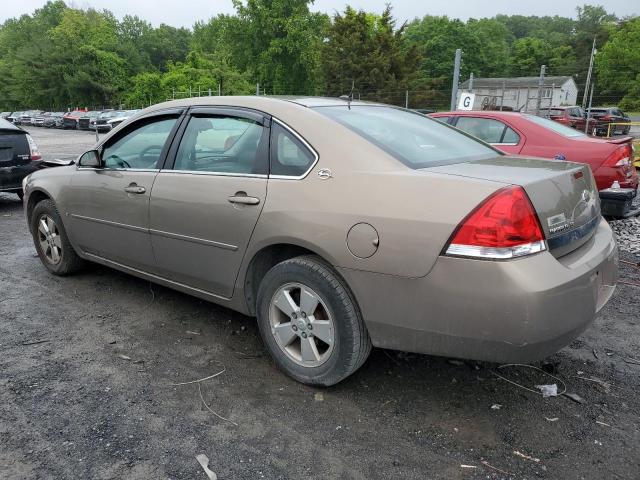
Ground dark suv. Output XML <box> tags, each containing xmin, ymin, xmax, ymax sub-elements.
<box><xmin>0</xmin><ymin>118</ymin><xmax>42</xmax><ymax>199</ymax></box>
<box><xmin>588</xmin><ymin>107</ymin><xmax>631</xmax><ymax>136</ymax></box>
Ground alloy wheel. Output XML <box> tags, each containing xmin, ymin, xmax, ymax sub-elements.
<box><xmin>37</xmin><ymin>214</ymin><xmax>63</xmax><ymax>265</ymax></box>
<box><xmin>269</xmin><ymin>283</ymin><xmax>335</xmax><ymax>367</ymax></box>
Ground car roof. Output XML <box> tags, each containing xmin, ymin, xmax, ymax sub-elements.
<box><xmin>431</xmin><ymin>110</ymin><xmax>528</xmax><ymax>119</ymax></box>
<box><xmin>0</xmin><ymin>118</ymin><xmax>24</xmax><ymax>132</ymax></box>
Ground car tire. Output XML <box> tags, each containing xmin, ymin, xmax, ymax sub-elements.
<box><xmin>30</xmin><ymin>199</ymin><xmax>85</xmax><ymax>275</ymax></box>
<box><xmin>256</xmin><ymin>255</ymin><xmax>372</xmax><ymax>386</ymax></box>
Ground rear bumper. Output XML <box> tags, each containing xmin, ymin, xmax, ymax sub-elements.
<box><xmin>338</xmin><ymin>218</ymin><xmax>618</xmax><ymax>363</ymax></box>
<box><xmin>0</xmin><ymin>161</ymin><xmax>42</xmax><ymax>191</ymax></box>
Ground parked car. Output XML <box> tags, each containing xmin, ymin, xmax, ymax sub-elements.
<box><xmin>0</xmin><ymin>112</ymin><xmax>11</xmax><ymax>119</ymax></box>
<box><xmin>19</xmin><ymin>110</ymin><xmax>43</xmax><ymax>126</ymax></box>
<box><xmin>90</xmin><ymin>110</ymin><xmax>121</xmax><ymax>131</ymax></box>
<box><xmin>106</xmin><ymin>109</ymin><xmax>140</xmax><ymax>129</ymax></box>
<box><xmin>0</xmin><ymin>118</ymin><xmax>42</xmax><ymax>199</ymax></box>
<box><xmin>6</xmin><ymin>112</ymin><xmax>22</xmax><ymax>124</ymax></box>
<box><xmin>43</xmin><ymin>112</ymin><xmax>64</xmax><ymax>128</ymax></box>
<box><xmin>62</xmin><ymin>110</ymin><xmax>87</xmax><ymax>129</ymax></box>
<box><xmin>33</xmin><ymin>112</ymin><xmax>51</xmax><ymax>127</ymax></box>
<box><xmin>78</xmin><ymin>111</ymin><xmax>102</xmax><ymax>131</ymax></box>
<box><xmin>540</xmin><ymin>106</ymin><xmax>596</xmax><ymax>133</ymax></box>
<box><xmin>431</xmin><ymin>111</ymin><xmax>638</xmax><ymax>217</ymax></box>
<box><xmin>587</xmin><ymin>107</ymin><xmax>631</xmax><ymax>136</ymax></box>
<box><xmin>23</xmin><ymin>97</ymin><xmax>617</xmax><ymax>386</ymax></box>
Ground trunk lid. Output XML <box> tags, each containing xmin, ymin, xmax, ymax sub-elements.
<box><xmin>429</xmin><ymin>156</ymin><xmax>601</xmax><ymax>258</ymax></box>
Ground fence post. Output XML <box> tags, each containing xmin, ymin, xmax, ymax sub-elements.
<box><xmin>450</xmin><ymin>48</ymin><xmax>462</xmax><ymax>111</ymax></box>
<box><xmin>405</xmin><ymin>90</ymin><xmax>409</xmax><ymax>109</ymax></box>
<box><xmin>500</xmin><ymin>80</ymin><xmax>506</xmax><ymax>111</ymax></box>
<box><xmin>469</xmin><ymin>73</ymin><xmax>474</xmax><ymax>91</ymax></box>
<box><xmin>535</xmin><ymin>65</ymin><xmax>546</xmax><ymax>116</ymax></box>
<box><xmin>256</xmin><ymin>83</ymin><xmax>260</xmax><ymax>96</ymax></box>
<box><xmin>218</xmin><ymin>83</ymin><xmax>221</xmax><ymax>96</ymax></box>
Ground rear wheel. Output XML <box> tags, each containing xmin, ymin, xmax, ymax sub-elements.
<box><xmin>30</xmin><ymin>199</ymin><xmax>84</xmax><ymax>275</ymax></box>
<box><xmin>256</xmin><ymin>255</ymin><xmax>371</xmax><ymax>386</ymax></box>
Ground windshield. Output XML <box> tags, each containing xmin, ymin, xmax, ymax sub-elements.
<box><xmin>314</xmin><ymin>106</ymin><xmax>499</xmax><ymax>168</ymax></box>
<box><xmin>525</xmin><ymin>114</ymin><xmax>586</xmax><ymax>138</ymax></box>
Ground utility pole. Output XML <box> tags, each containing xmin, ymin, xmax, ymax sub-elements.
<box><xmin>582</xmin><ymin>37</ymin><xmax>597</xmax><ymax>109</ymax></box>
<box><xmin>585</xmin><ymin>82</ymin><xmax>595</xmax><ymax>134</ymax></box>
<box><xmin>535</xmin><ymin>64</ymin><xmax>546</xmax><ymax>116</ymax></box>
<box><xmin>450</xmin><ymin>48</ymin><xmax>462</xmax><ymax>111</ymax></box>
<box><xmin>469</xmin><ymin>73</ymin><xmax>474</xmax><ymax>91</ymax></box>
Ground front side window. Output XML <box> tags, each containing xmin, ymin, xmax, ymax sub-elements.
<box><xmin>173</xmin><ymin>115</ymin><xmax>268</xmax><ymax>174</ymax></box>
<box><xmin>454</xmin><ymin>117</ymin><xmax>509</xmax><ymax>144</ymax></box>
<box><xmin>315</xmin><ymin>106</ymin><xmax>497</xmax><ymax>169</ymax></box>
<box><xmin>270</xmin><ymin>122</ymin><xmax>316</xmax><ymax>177</ymax></box>
<box><xmin>102</xmin><ymin>117</ymin><xmax>178</xmax><ymax>169</ymax></box>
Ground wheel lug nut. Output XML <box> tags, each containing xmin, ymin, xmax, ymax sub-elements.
<box><xmin>301</xmin><ymin>332</ymin><xmax>307</xmax><ymax>338</ymax></box>
<box><xmin>292</xmin><ymin>325</ymin><xmax>298</xmax><ymax>331</ymax></box>
<box><xmin>301</xmin><ymin>312</ymin><xmax>306</xmax><ymax>318</ymax></box>
<box><xmin>308</xmin><ymin>324</ymin><xmax>313</xmax><ymax>330</ymax></box>
<box><xmin>292</xmin><ymin>313</ymin><xmax>297</xmax><ymax>319</ymax></box>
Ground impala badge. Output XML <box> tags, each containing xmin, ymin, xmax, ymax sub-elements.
<box><xmin>318</xmin><ymin>168</ymin><xmax>333</xmax><ymax>180</ymax></box>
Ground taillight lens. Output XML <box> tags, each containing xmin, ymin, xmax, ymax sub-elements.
<box><xmin>604</xmin><ymin>145</ymin><xmax>632</xmax><ymax>168</ymax></box>
<box><xmin>445</xmin><ymin>186</ymin><xmax>546</xmax><ymax>260</ymax></box>
<box><xmin>26</xmin><ymin>134</ymin><xmax>41</xmax><ymax>161</ymax></box>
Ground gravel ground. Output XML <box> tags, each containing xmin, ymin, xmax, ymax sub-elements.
<box><xmin>1</xmin><ymin>128</ymin><xmax>640</xmax><ymax>480</ymax></box>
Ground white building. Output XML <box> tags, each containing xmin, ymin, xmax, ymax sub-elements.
<box><xmin>459</xmin><ymin>76</ymin><xmax>579</xmax><ymax>112</ymax></box>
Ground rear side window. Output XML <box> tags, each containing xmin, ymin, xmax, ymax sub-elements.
<box><xmin>315</xmin><ymin>106</ymin><xmax>497</xmax><ymax>169</ymax></box>
<box><xmin>270</xmin><ymin>122</ymin><xmax>316</xmax><ymax>177</ymax></box>
<box><xmin>173</xmin><ymin>115</ymin><xmax>268</xmax><ymax>174</ymax></box>
<box><xmin>502</xmin><ymin>127</ymin><xmax>520</xmax><ymax>144</ymax></box>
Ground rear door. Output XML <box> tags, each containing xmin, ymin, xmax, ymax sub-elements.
<box><xmin>149</xmin><ymin>108</ymin><xmax>270</xmax><ymax>298</ymax></box>
<box><xmin>452</xmin><ymin>116</ymin><xmax>524</xmax><ymax>154</ymax></box>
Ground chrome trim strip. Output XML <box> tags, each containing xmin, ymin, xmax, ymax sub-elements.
<box><xmin>69</xmin><ymin>214</ymin><xmax>147</xmax><ymax>233</ymax></box>
<box><xmin>76</xmin><ymin>167</ymin><xmax>160</xmax><ymax>172</ymax></box>
<box><xmin>270</xmin><ymin>117</ymin><xmax>319</xmax><ymax>180</ymax></box>
<box><xmin>82</xmin><ymin>252</ymin><xmax>229</xmax><ymax>301</ymax></box>
<box><xmin>547</xmin><ymin>215</ymin><xmax>600</xmax><ymax>251</ymax></box>
<box><xmin>149</xmin><ymin>228</ymin><xmax>238</xmax><ymax>251</ymax></box>
<box><xmin>158</xmin><ymin>169</ymin><xmax>267</xmax><ymax>179</ymax></box>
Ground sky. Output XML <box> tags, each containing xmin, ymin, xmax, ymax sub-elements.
<box><xmin>1</xmin><ymin>0</ymin><xmax>638</xmax><ymax>27</ymax></box>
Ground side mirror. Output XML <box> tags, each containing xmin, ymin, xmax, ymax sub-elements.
<box><xmin>78</xmin><ymin>149</ymin><xmax>102</xmax><ymax>168</ymax></box>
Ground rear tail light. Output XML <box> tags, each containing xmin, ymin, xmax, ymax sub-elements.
<box><xmin>26</xmin><ymin>134</ymin><xmax>41</xmax><ymax>161</ymax></box>
<box><xmin>604</xmin><ymin>145</ymin><xmax>634</xmax><ymax>182</ymax></box>
<box><xmin>445</xmin><ymin>186</ymin><xmax>546</xmax><ymax>260</ymax></box>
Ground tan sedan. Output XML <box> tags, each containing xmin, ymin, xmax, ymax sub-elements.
<box><xmin>23</xmin><ymin>97</ymin><xmax>618</xmax><ymax>385</ymax></box>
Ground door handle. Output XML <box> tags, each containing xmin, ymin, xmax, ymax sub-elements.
<box><xmin>228</xmin><ymin>192</ymin><xmax>260</xmax><ymax>205</ymax></box>
<box><xmin>124</xmin><ymin>184</ymin><xmax>146</xmax><ymax>194</ymax></box>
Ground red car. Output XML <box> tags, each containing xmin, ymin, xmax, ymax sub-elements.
<box><xmin>540</xmin><ymin>106</ymin><xmax>597</xmax><ymax>133</ymax></box>
<box><xmin>62</xmin><ymin>109</ymin><xmax>88</xmax><ymax>129</ymax></box>
<box><xmin>431</xmin><ymin>111</ymin><xmax>638</xmax><ymax>216</ymax></box>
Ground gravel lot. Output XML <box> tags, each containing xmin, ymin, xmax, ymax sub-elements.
<box><xmin>1</xmin><ymin>127</ymin><xmax>639</xmax><ymax>480</ymax></box>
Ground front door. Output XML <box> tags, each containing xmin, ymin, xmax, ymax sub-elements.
<box><xmin>65</xmin><ymin>113</ymin><xmax>181</xmax><ymax>271</ymax></box>
<box><xmin>149</xmin><ymin>108</ymin><xmax>270</xmax><ymax>298</ymax></box>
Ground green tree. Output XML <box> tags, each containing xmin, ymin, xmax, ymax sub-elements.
<box><xmin>231</xmin><ymin>0</ymin><xmax>327</xmax><ymax>94</ymax></box>
<box><xmin>596</xmin><ymin>17</ymin><xmax>640</xmax><ymax>109</ymax></box>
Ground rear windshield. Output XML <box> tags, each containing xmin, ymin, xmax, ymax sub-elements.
<box><xmin>542</xmin><ymin>108</ymin><xmax>565</xmax><ymax>116</ymax></box>
<box><xmin>525</xmin><ymin>114</ymin><xmax>586</xmax><ymax>138</ymax></box>
<box><xmin>314</xmin><ymin>106</ymin><xmax>498</xmax><ymax>168</ymax></box>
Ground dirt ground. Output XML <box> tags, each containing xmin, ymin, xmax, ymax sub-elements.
<box><xmin>1</xmin><ymin>127</ymin><xmax>639</xmax><ymax>480</ymax></box>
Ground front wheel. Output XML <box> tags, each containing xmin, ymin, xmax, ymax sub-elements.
<box><xmin>256</xmin><ymin>255</ymin><xmax>371</xmax><ymax>386</ymax></box>
<box><xmin>30</xmin><ymin>199</ymin><xmax>85</xmax><ymax>275</ymax></box>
